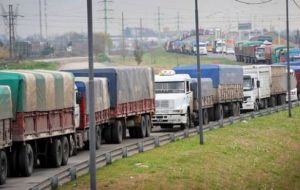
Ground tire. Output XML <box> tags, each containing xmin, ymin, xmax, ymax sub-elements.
<box><xmin>18</xmin><ymin>144</ymin><xmax>34</xmax><ymax>177</ymax></box>
<box><xmin>7</xmin><ymin>147</ymin><xmax>18</xmax><ymax>177</ymax></box>
<box><xmin>96</xmin><ymin>126</ymin><xmax>102</xmax><ymax>150</ymax></box>
<box><xmin>69</xmin><ymin>135</ymin><xmax>76</xmax><ymax>156</ymax></box>
<box><xmin>136</xmin><ymin>116</ymin><xmax>147</xmax><ymax>138</ymax></box>
<box><xmin>264</xmin><ymin>99</ymin><xmax>269</xmax><ymax>109</ymax></box>
<box><xmin>112</xmin><ymin>120</ymin><xmax>123</xmax><ymax>143</ymax></box>
<box><xmin>215</xmin><ymin>104</ymin><xmax>224</xmax><ymax>121</ymax></box>
<box><xmin>236</xmin><ymin>103</ymin><xmax>240</xmax><ymax>116</ymax></box>
<box><xmin>61</xmin><ymin>137</ymin><xmax>69</xmax><ymax>166</ymax></box>
<box><xmin>231</xmin><ymin>103</ymin><xmax>237</xmax><ymax>117</ymax></box>
<box><xmin>0</xmin><ymin>151</ymin><xmax>7</xmax><ymax>185</ymax></box>
<box><xmin>203</xmin><ymin>109</ymin><xmax>209</xmax><ymax>125</ymax></box>
<box><xmin>181</xmin><ymin>110</ymin><xmax>191</xmax><ymax>130</ymax></box>
<box><xmin>254</xmin><ymin>101</ymin><xmax>259</xmax><ymax>111</ymax></box>
<box><xmin>103</xmin><ymin>126</ymin><xmax>112</xmax><ymax>143</ymax></box>
<box><xmin>271</xmin><ymin>97</ymin><xmax>276</xmax><ymax>107</ymax></box>
<box><xmin>49</xmin><ymin>139</ymin><xmax>63</xmax><ymax>168</ymax></box>
<box><xmin>145</xmin><ymin>115</ymin><xmax>152</xmax><ymax>137</ymax></box>
<box><xmin>128</xmin><ymin>128</ymin><xmax>137</xmax><ymax>138</ymax></box>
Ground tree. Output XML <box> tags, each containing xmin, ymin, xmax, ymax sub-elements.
<box><xmin>93</xmin><ymin>32</ymin><xmax>112</xmax><ymax>55</ymax></box>
<box><xmin>134</xmin><ymin>44</ymin><xmax>143</xmax><ymax>65</ymax></box>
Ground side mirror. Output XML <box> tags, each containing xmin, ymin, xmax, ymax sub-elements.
<box><xmin>257</xmin><ymin>80</ymin><xmax>261</xmax><ymax>88</ymax></box>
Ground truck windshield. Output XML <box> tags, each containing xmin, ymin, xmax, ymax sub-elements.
<box><xmin>243</xmin><ymin>77</ymin><xmax>253</xmax><ymax>91</ymax></box>
<box><xmin>155</xmin><ymin>82</ymin><xmax>185</xmax><ymax>93</ymax></box>
<box><xmin>256</xmin><ymin>48</ymin><xmax>264</xmax><ymax>53</ymax></box>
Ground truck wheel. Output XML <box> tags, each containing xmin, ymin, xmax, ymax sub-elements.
<box><xmin>103</xmin><ymin>126</ymin><xmax>112</xmax><ymax>143</ymax></box>
<box><xmin>69</xmin><ymin>135</ymin><xmax>76</xmax><ymax>156</ymax></box>
<box><xmin>7</xmin><ymin>147</ymin><xmax>18</xmax><ymax>177</ymax></box>
<box><xmin>271</xmin><ymin>97</ymin><xmax>276</xmax><ymax>107</ymax></box>
<box><xmin>49</xmin><ymin>139</ymin><xmax>63</xmax><ymax>168</ymax></box>
<box><xmin>145</xmin><ymin>115</ymin><xmax>152</xmax><ymax>137</ymax></box>
<box><xmin>254</xmin><ymin>102</ymin><xmax>259</xmax><ymax>111</ymax></box>
<box><xmin>136</xmin><ymin>116</ymin><xmax>147</xmax><ymax>138</ymax></box>
<box><xmin>96</xmin><ymin>127</ymin><xmax>102</xmax><ymax>150</ymax></box>
<box><xmin>112</xmin><ymin>120</ymin><xmax>123</xmax><ymax>143</ymax></box>
<box><xmin>203</xmin><ymin>109</ymin><xmax>209</xmax><ymax>125</ymax></box>
<box><xmin>181</xmin><ymin>111</ymin><xmax>191</xmax><ymax>130</ymax></box>
<box><xmin>0</xmin><ymin>151</ymin><xmax>7</xmax><ymax>185</ymax></box>
<box><xmin>61</xmin><ymin>137</ymin><xmax>69</xmax><ymax>166</ymax></box>
<box><xmin>215</xmin><ymin>104</ymin><xmax>224</xmax><ymax>121</ymax></box>
<box><xmin>236</xmin><ymin>103</ymin><xmax>241</xmax><ymax>116</ymax></box>
<box><xmin>18</xmin><ymin>144</ymin><xmax>34</xmax><ymax>177</ymax></box>
<box><xmin>128</xmin><ymin>128</ymin><xmax>137</xmax><ymax>138</ymax></box>
<box><xmin>264</xmin><ymin>99</ymin><xmax>269</xmax><ymax>109</ymax></box>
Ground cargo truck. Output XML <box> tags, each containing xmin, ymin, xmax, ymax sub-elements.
<box><xmin>65</xmin><ymin>67</ymin><xmax>155</xmax><ymax>143</ymax></box>
<box><xmin>0</xmin><ymin>70</ymin><xmax>77</xmax><ymax>178</ymax></box>
<box><xmin>242</xmin><ymin>65</ymin><xmax>271</xmax><ymax>111</ymax></box>
<box><xmin>173</xmin><ymin>64</ymin><xmax>243</xmax><ymax>122</ymax></box>
<box><xmin>0</xmin><ymin>86</ymin><xmax>13</xmax><ymax>184</ymax></box>
<box><xmin>291</xmin><ymin>66</ymin><xmax>300</xmax><ymax>100</ymax></box>
<box><xmin>241</xmin><ymin>65</ymin><xmax>288</xmax><ymax>111</ymax></box>
<box><xmin>242</xmin><ymin>41</ymin><xmax>264</xmax><ymax>64</ymax></box>
<box><xmin>152</xmin><ymin>70</ymin><xmax>217</xmax><ymax>128</ymax></box>
<box><xmin>74</xmin><ymin>77</ymin><xmax>110</xmax><ymax>149</ymax></box>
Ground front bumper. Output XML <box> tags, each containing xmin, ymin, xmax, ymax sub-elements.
<box><xmin>152</xmin><ymin>114</ymin><xmax>187</xmax><ymax>125</ymax></box>
<box><xmin>241</xmin><ymin>101</ymin><xmax>255</xmax><ymax>110</ymax></box>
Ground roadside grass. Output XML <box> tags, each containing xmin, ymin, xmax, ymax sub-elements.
<box><xmin>0</xmin><ymin>60</ymin><xmax>57</xmax><ymax>70</ymax></box>
<box><xmin>110</xmin><ymin>48</ymin><xmax>235</xmax><ymax>72</ymax></box>
<box><xmin>62</xmin><ymin>107</ymin><xmax>300</xmax><ymax>190</ymax></box>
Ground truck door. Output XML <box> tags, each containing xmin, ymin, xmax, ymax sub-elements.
<box><xmin>186</xmin><ymin>80</ymin><xmax>193</xmax><ymax>111</ymax></box>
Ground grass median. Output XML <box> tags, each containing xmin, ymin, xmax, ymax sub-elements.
<box><xmin>62</xmin><ymin>107</ymin><xmax>300</xmax><ymax>190</ymax></box>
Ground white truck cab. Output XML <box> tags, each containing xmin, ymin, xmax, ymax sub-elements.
<box><xmin>152</xmin><ymin>70</ymin><xmax>193</xmax><ymax>129</ymax></box>
<box><xmin>242</xmin><ymin>65</ymin><xmax>271</xmax><ymax>111</ymax></box>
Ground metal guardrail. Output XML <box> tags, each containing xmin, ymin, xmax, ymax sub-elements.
<box><xmin>31</xmin><ymin>101</ymin><xmax>300</xmax><ymax>190</ymax></box>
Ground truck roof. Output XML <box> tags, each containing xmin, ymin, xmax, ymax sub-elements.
<box><xmin>155</xmin><ymin>74</ymin><xmax>191</xmax><ymax>82</ymax></box>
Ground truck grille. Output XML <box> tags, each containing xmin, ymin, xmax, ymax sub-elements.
<box><xmin>156</xmin><ymin>100</ymin><xmax>170</xmax><ymax>108</ymax></box>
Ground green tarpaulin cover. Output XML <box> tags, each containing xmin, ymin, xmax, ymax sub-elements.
<box><xmin>0</xmin><ymin>85</ymin><xmax>12</xmax><ymax>120</ymax></box>
<box><xmin>0</xmin><ymin>70</ymin><xmax>74</xmax><ymax>118</ymax></box>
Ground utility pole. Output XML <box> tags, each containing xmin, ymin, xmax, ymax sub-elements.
<box><xmin>157</xmin><ymin>7</ymin><xmax>161</xmax><ymax>46</ymax></box>
<box><xmin>121</xmin><ymin>12</ymin><xmax>125</xmax><ymax>61</ymax></box>
<box><xmin>9</xmin><ymin>4</ymin><xmax>14</xmax><ymax>59</ymax></box>
<box><xmin>99</xmin><ymin>0</ymin><xmax>113</xmax><ymax>55</ymax></box>
<box><xmin>286</xmin><ymin>0</ymin><xmax>292</xmax><ymax>117</ymax></box>
<box><xmin>177</xmin><ymin>12</ymin><xmax>180</xmax><ymax>34</ymax></box>
<box><xmin>44</xmin><ymin>0</ymin><xmax>48</xmax><ymax>40</ymax></box>
<box><xmin>86</xmin><ymin>0</ymin><xmax>96</xmax><ymax>189</ymax></box>
<box><xmin>39</xmin><ymin>0</ymin><xmax>43</xmax><ymax>40</ymax></box>
<box><xmin>1</xmin><ymin>4</ymin><xmax>23</xmax><ymax>59</ymax></box>
<box><xmin>194</xmin><ymin>0</ymin><xmax>204</xmax><ymax>145</ymax></box>
<box><xmin>140</xmin><ymin>17</ymin><xmax>143</xmax><ymax>47</ymax></box>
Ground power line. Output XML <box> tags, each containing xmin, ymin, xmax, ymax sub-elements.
<box><xmin>234</xmin><ymin>0</ymin><xmax>273</xmax><ymax>5</ymax></box>
<box><xmin>292</xmin><ymin>0</ymin><xmax>300</xmax><ymax>10</ymax></box>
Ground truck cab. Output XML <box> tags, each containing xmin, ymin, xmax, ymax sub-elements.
<box><xmin>152</xmin><ymin>70</ymin><xmax>193</xmax><ymax>129</ymax></box>
<box><xmin>242</xmin><ymin>65</ymin><xmax>271</xmax><ymax>111</ymax></box>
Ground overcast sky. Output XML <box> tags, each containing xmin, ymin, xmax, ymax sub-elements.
<box><xmin>0</xmin><ymin>0</ymin><xmax>300</xmax><ymax>38</ymax></box>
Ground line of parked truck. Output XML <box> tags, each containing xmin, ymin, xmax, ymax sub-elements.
<box><xmin>0</xmin><ymin>62</ymin><xmax>300</xmax><ymax>185</ymax></box>
<box><xmin>164</xmin><ymin>39</ymin><xmax>234</xmax><ymax>55</ymax></box>
<box><xmin>235</xmin><ymin>40</ymin><xmax>300</xmax><ymax>64</ymax></box>
<box><xmin>152</xmin><ymin>63</ymin><xmax>299</xmax><ymax>130</ymax></box>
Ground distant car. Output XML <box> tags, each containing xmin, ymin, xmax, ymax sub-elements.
<box><xmin>226</xmin><ymin>48</ymin><xmax>235</xmax><ymax>55</ymax></box>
